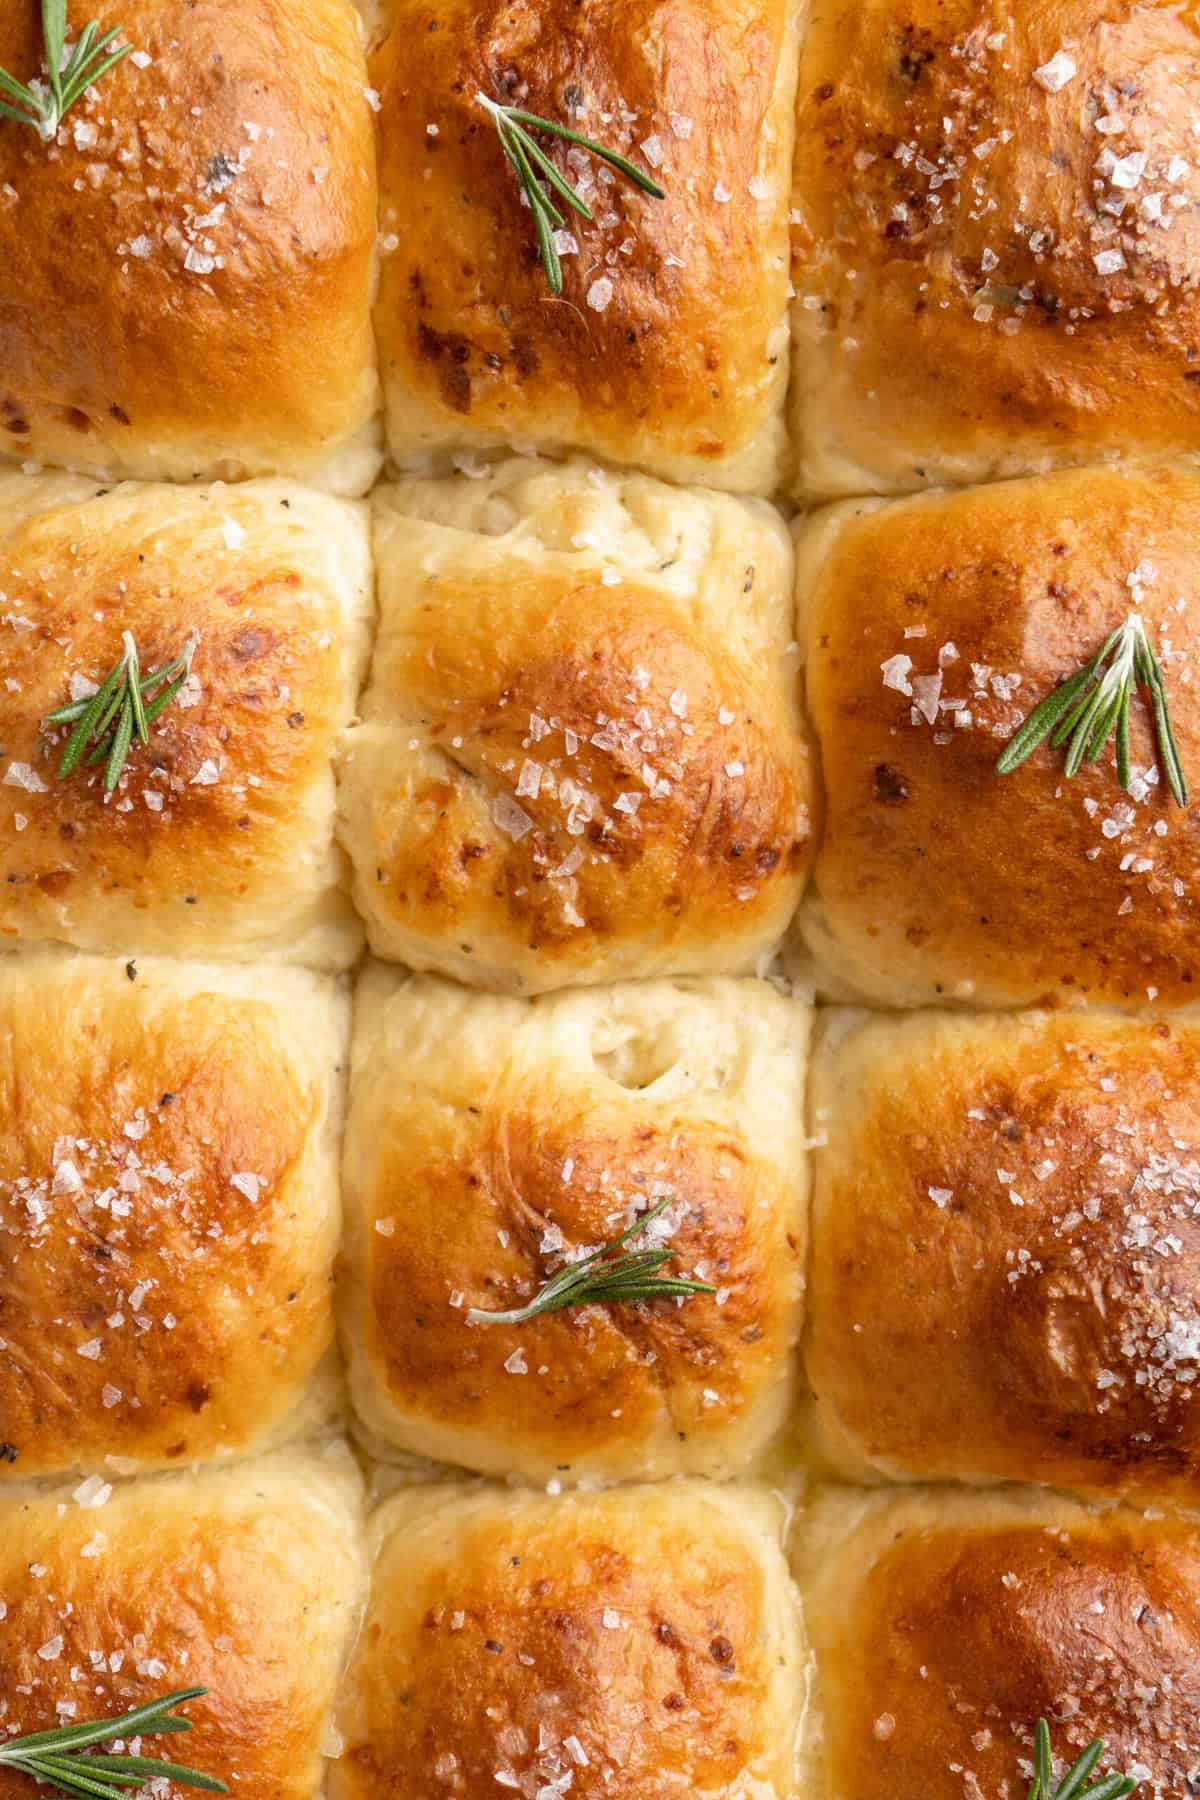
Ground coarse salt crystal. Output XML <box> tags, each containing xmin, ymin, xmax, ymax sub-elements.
<box><xmin>493</xmin><ymin>794</ymin><xmax>534</xmax><ymax>841</ymax></box>
<box><xmin>3</xmin><ymin>761</ymin><xmax>46</xmax><ymax>792</ymax></box>
<box><xmin>53</xmin><ymin>1159</ymin><xmax>82</xmax><ymax>1195</ymax></box>
<box><xmin>881</xmin><ymin>653</ymin><xmax>914</xmax><ymax>696</ymax></box>
<box><xmin>586</xmin><ymin>277</ymin><xmax>614</xmax><ymax>312</ymax></box>
<box><xmin>1032</xmin><ymin>51</ymin><xmax>1077</xmax><ymax>92</ymax></box>
<box><xmin>1111</xmin><ymin>151</ymin><xmax>1147</xmax><ymax>189</ymax></box>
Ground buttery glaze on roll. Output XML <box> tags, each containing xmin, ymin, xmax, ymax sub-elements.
<box><xmin>790</xmin><ymin>0</ymin><xmax>1200</xmax><ymax>498</ymax></box>
<box><xmin>0</xmin><ymin>954</ymin><xmax>346</xmax><ymax>1480</ymax></box>
<box><xmin>808</xmin><ymin>1008</ymin><xmax>1200</xmax><ymax>1507</ymax></box>
<box><xmin>332</xmin><ymin>1482</ymin><xmax>805</xmax><ymax>1800</ymax></box>
<box><xmin>0</xmin><ymin>472</ymin><xmax>370</xmax><ymax>966</ymax></box>
<box><xmin>795</xmin><ymin>1487</ymin><xmax>1200</xmax><ymax>1800</ymax></box>
<box><xmin>370</xmin><ymin>0</ymin><xmax>799</xmax><ymax>491</ymax></box>
<box><xmin>0</xmin><ymin>1452</ymin><xmax>364</xmax><ymax>1800</ymax></box>
<box><xmin>340</xmin><ymin>968</ymin><xmax>808</xmax><ymax>1482</ymax></box>
<box><xmin>0</xmin><ymin>0</ymin><xmax>379</xmax><ymax>491</ymax></box>
<box><xmin>338</xmin><ymin>459</ymin><xmax>813</xmax><ymax>992</ymax></box>
<box><xmin>796</xmin><ymin>462</ymin><xmax>1200</xmax><ymax>1009</ymax></box>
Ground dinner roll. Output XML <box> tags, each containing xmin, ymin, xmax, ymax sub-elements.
<box><xmin>340</xmin><ymin>969</ymin><xmax>809</xmax><ymax>1482</ymax></box>
<box><xmin>338</xmin><ymin>459</ymin><xmax>813</xmax><ymax>992</ymax></box>
<box><xmin>331</xmin><ymin>1481</ymin><xmax>805</xmax><ymax>1800</ymax></box>
<box><xmin>0</xmin><ymin>953</ymin><xmax>346</xmax><ymax>1481</ymax></box>
<box><xmin>807</xmin><ymin>1008</ymin><xmax>1200</xmax><ymax>1507</ymax></box>
<box><xmin>790</xmin><ymin>0</ymin><xmax>1200</xmax><ymax>498</ymax></box>
<box><xmin>794</xmin><ymin>1486</ymin><xmax>1200</xmax><ymax>1800</ymax></box>
<box><xmin>370</xmin><ymin>0</ymin><xmax>798</xmax><ymax>491</ymax></box>
<box><xmin>0</xmin><ymin>472</ymin><xmax>371</xmax><ymax>967</ymax></box>
<box><xmin>0</xmin><ymin>1450</ymin><xmax>364</xmax><ymax>1800</ymax></box>
<box><xmin>795</xmin><ymin>462</ymin><xmax>1200</xmax><ymax>1009</ymax></box>
<box><xmin>0</xmin><ymin>0</ymin><xmax>379</xmax><ymax>492</ymax></box>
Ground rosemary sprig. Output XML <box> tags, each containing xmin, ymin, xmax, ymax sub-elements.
<box><xmin>0</xmin><ymin>1686</ymin><xmax>227</xmax><ymax>1799</ymax></box>
<box><xmin>996</xmin><ymin>613</ymin><xmax>1188</xmax><ymax>807</ymax></box>
<box><xmin>475</xmin><ymin>90</ymin><xmax>666</xmax><ymax>294</ymax></box>
<box><xmin>1025</xmin><ymin>1716</ymin><xmax>1138</xmax><ymax>1800</ymax></box>
<box><xmin>467</xmin><ymin>1193</ymin><xmax>715</xmax><ymax>1326</ymax></box>
<box><xmin>45</xmin><ymin>630</ymin><xmax>196</xmax><ymax>793</ymax></box>
<box><xmin>0</xmin><ymin>0</ymin><xmax>132</xmax><ymax>140</ymax></box>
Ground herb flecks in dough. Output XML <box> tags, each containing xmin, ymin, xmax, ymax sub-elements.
<box><xmin>45</xmin><ymin>630</ymin><xmax>196</xmax><ymax>795</ymax></box>
<box><xmin>0</xmin><ymin>0</ymin><xmax>132</xmax><ymax>140</ymax></box>
<box><xmin>997</xmin><ymin>613</ymin><xmax>1188</xmax><ymax>808</ymax></box>
<box><xmin>467</xmin><ymin>1193</ymin><xmax>715</xmax><ymax>1325</ymax></box>
<box><xmin>0</xmin><ymin>1686</ymin><xmax>227</xmax><ymax>1799</ymax></box>
<box><xmin>475</xmin><ymin>90</ymin><xmax>665</xmax><ymax>295</ymax></box>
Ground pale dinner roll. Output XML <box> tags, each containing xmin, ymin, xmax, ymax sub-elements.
<box><xmin>0</xmin><ymin>1451</ymin><xmax>364</xmax><ymax>1800</ymax></box>
<box><xmin>337</xmin><ymin>459</ymin><xmax>813</xmax><ymax>992</ymax></box>
<box><xmin>339</xmin><ymin>968</ymin><xmax>809</xmax><ymax>1483</ymax></box>
<box><xmin>0</xmin><ymin>472</ymin><xmax>371</xmax><ymax>968</ymax></box>
<box><xmin>790</xmin><ymin>0</ymin><xmax>1200</xmax><ymax>498</ymax></box>
<box><xmin>0</xmin><ymin>0</ymin><xmax>379</xmax><ymax>492</ymax></box>
<box><xmin>794</xmin><ymin>1486</ymin><xmax>1200</xmax><ymax>1800</ymax></box>
<box><xmin>331</xmin><ymin>1481</ymin><xmax>805</xmax><ymax>1800</ymax></box>
<box><xmin>0</xmin><ymin>953</ymin><xmax>346</xmax><ymax>1481</ymax></box>
<box><xmin>807</xmin><ymin>1007</ymin><xmax>1200</xmax><ymax>1508</ymax></box>
<box><xmin>794</xmin><ymin>462</ymin><xmax>1200</xmax><ymax>1009</ymax></box>
<box><xmin>370</xmin><ymin>0</ymin><xmax>799</xmax><ymax>491</ymax></box>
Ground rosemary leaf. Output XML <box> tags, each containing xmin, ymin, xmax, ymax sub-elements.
<box><xmin>45</xmin><ymin>631</ymin><xmax>196</xmax><ymax>794</ymax></box>
<box><xmin>0</xmin><ymin>0</ymin><xmax>132</xmax><ymax>139</ymax></box>
<box><xmin>0</xmin><ymin>1688</ymin><xmax>226</xmax><ymax>1799</ymax></box>
<box><xmin>996</xmin><ymin>613</ymin><xmax>1189</xmax><ymax>807</ymax></box>
<box><xmin>476</xmin><ymin>90</ymin><xmax>666</xmax><ymax>293</ymax></box>
<box><xmin>467</xmin><ymin>1193</ymin><xmax>715</xmax><ymax>1326</ymax></box>
<box><xmin>1022</xmin><ymin>1719</ymin><xmax>1139</xmax><ymax>1800</ymax></box>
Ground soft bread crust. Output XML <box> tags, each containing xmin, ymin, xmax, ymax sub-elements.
<box><xmin>340</xmin><ymin>968</ymin><xmax>809</xmax><ymax>1482</ymax></box>
<box><xmin>332</xmin><ymin>1481</ymin><xmax>805</xmax><ymax>1800</ymax></box>
<box><xmin>0</xmin><ymin>1452</ymin><xmax>365</xmax><ymax>1800</ymax></box>
<box><xmin>807</xmin><ymin>1008</ymin><xmax>1200</xmax><ymax>1507</ymax></box>
<box><xmin>0</xmin><ymin>0</ymin><xmax>380</xmax><ymax>492</ymax></box>
<box><xmin>795</xmin><ymin>1486</ymin><xmax>1200</xmax><ymax>1800</ymax></box>
<box><xmin>338</xmin><ymin>460</ymin><xmax>814</xmax><ymax>992</ymax></box>
<box><xmin>0</xmin><ymin>954</ymin><xmax>347</xmax><ymax>1480</ymax></box>
<box><xmin>0</xmin><ymin>473</ymin><xmax>371</xmax><ymax>968</ymax></box>
<box><xmin>795</xmin><ymin>463</ymin><xmax>1200</xmax><ymax>1009</ymax></box>
<box><xmin>370</xmin><ymin>0</ymin><xmax>798</xmax><ymax>491</ymax></box>
<box><xmin>790</xmin><ymin>0</ymin><xmax>1200</xmax><ymax>497</ymax></box>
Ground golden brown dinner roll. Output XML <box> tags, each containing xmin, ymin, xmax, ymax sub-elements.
<box><xmin>331</xmin><ymin>1481</ymin><xmax>804</xmax><ymax>1800</ymax></box>
<box><xmin>790</xmin><ymin>0</ymin><xmax>1200</xmax><ymax>497</ymax></box>
<box><xmin>0</xmin><ymin>953</ymin><xmax>346</xmax><ymax>1481</ymax></box>
<box><xmin>0</xmin><ymin>472</ymin><xmax>371</xmax><ymax>967</ymax></box>
<box><xmin>0</xmin><ymin>0</ymin><xmax>379</xmax><ymax>491</ymax></box>
<box><xmin>795</xmin><ymin>1486</ymin><xmax>1200</xmax><ymax>1800</ymax></box>
<box><xmin>0</xmin><ymin>1450</ymin><xmax>364</xmax><ymax>1800</ymax></box>
<box><xmin>795</xmin><ymin>462</ymin><xmax>1200</xmax><ymax>1009</ymax></box>
<box><xmin>807</xmin><ymin>1008</ymin><xmax>1200</xmax><ymax>1507</ymax></box>
<box><xmin>370</xmin><ymin>0</ymin><xmax>798</xmax><ymax>491</ymax></box>
<box><xmin>338</xmin><ymin>459</ymin><xmax>813</xmax><ymax>992</ymax></box>
<box><xmin>340</xmin><ymin>968</ymin><xmax>809</xmax><ymax>1482</ymax></box>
